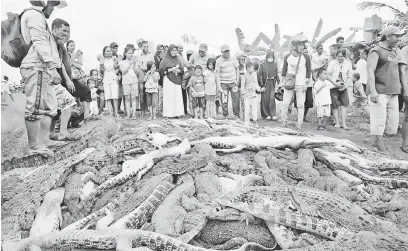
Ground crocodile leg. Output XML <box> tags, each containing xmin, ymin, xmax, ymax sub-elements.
<box><xmin>96</xmin><ymin>208</ymin><xmax>115</xmax><ymax>230</ymax></box>
<box><xmin>265</xmin><ymin>221</ymin><xmax>297</xmax><ymax>249</ymax></box>
<box><xmin>116</xmin><ymin>236</ymin><xmax>132</xmax><ymax>251</ymax></box>
<box><xmin>212</xmin><ymin>237</ymin><xmax>248</xmax><ymax>250</ymax></box>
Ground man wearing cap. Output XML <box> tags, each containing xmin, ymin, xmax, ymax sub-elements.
<box><xmin>215</xmin><ymin>44</ymin><xmax>240</xmax><ymax>119</ymax></box>
<box><xmin>367</xmin><ymin>26</ymin><xmax>406</xmax><ymax>153</ymax></box>
<box><xmin>136</xmin><ymin>40</ymin><xmax>154</xmax><ymax>116</ymax></box>
<box><xmin>20</xmin><ymin>0</ymin><xmax>67</xmax><ymax>155</ymax></box>
<box><xmin>188</xmin><ymin>44</ymin><xmax>214</xmax><ymax>71</ymax></box>
<box><xmin>110</xmin><ymin>42</ymin><xmax>123</xmax><ymax>60</ymax></box>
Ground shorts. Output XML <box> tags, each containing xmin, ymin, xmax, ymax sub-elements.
<box><xmin>205</xmin><ymin>95</ymin><xmax>216</xmax><ymax>102</ymax></box>
<box><xmin>369</xmin><ymin>94</ymin><xmax>399</xmax><ymax>136</ymax></box>
<box><xmin>71</xmin><ymin>79</ymin><xmax>91</xmax><ymax>102</ymax></box>
<box><xmin>192</xmin><ymin>96</ymin><xmax>205</xmax><ymax>108</ymax></box>
<box><xmin>54</xmin><ymin>84</ymin><xmax>76</xmax><ymax>112</ymax></box>
<box><xmin>146</xmin><ymin>92</ymin><xmax>158</xmax><ymax>107</ymax></box>
<box><xmin>316</xmin><ymin>105</ymin><xmax>331</xmax><ymax>118</ymax></box>
<box><xmin>123</xmin><ymin>83</ymin><xmax>138</xmax><ymax>96</ymax></box>
<box><xmin>21</xmin><ymin>69</ymin><xmax>58</xmax><ymax>121</ymax></box>
<box><xmin>330</xmin><ymin>88</ymin><xmax>349</xmax><ymax>108</ymax></box>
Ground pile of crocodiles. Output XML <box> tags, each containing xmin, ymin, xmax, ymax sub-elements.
<box><xmin>2</xmin><ymin>116</ymin><xmax>408</xmax><ymax>251</ymax></box>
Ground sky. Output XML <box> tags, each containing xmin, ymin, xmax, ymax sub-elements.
<box><xmin>1</xmin><ymin>0</ymin><xmax>405</xmax><ymax>84</ymax></box>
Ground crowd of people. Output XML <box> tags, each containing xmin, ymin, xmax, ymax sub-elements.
<box><xmin>7</xmin><ymin>0</ymin><xmax>408</xmax><ymax>155</ymax></box>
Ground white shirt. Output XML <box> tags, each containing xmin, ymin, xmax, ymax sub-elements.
<box><xmin>354</xmin><ymin>59</ymin><xmax>368</xmax><ymax>84</ymax></box>
<box><xmin>313</xmin><ymin>79</ymin><xmax>332</xmax><ymax>106</ymax></box>
<box><xmin>286</xmin><ymin>54</ymin><xmax>307</xmax><ymax>86</ymax></box>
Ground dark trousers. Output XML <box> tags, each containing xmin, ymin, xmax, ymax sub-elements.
<box><xmin>182</xmin><ymin>88</ymin><xmax>188</xmax><ymax>114</ymax></box>
<box><xmin>139</xmin><ymin>82</ymin><xmax>147</xmax><ymax>111</ymax></box>
<box><xmin>221</xmin><ymin>82</ymin><xmax>240</xmax><ymax>117</ymax></box>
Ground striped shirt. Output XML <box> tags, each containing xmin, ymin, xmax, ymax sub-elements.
<box><xmin>215</xmin><ymin>56</ymin><xmax>238</xmax><ymax>84</ymax></box>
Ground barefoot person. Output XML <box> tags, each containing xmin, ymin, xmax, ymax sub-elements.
<box><xmin>367</xmin><ymin>26</ymin><xmax>406</xmax><ymax>153</ymax></box>
<box><xmin>49</xmin><ymin>18</ymin><xmax>78</xmax><ymax>141</ymax></box>
<box><xmin>20</xmin><ymin>0</ymin><xmax>67</xmax><ymax>155</ymax></box>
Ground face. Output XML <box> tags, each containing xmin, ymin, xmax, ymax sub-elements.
<box><xmin>67</xmin><ymin>42</ymin><xmax>75</xmax><ymax>52</ymax></box>
<box><xmin>239</xmin><ymin>59</ymin><xmax>245</xmax><ymax>66</ymax></box>
<box><xmin>43</xmin><ymin>1</ymin><xmax>58</xmax><ymax>19</ymax></box>
<box><xmin>338</xmin><ymin>39</ymin><xmax>344</xmax><ymax>44</ymax></box>
<box><xmin>151</xmin><ymin>64</ymin><xmax>157</xmax><ymax>71</ymax></box>
<box><xmin>267</xmin><ymin>56</ymin><xmax>274</xmax><ymax>62</ymax></box>
<box><xmin>170</xmin><ymin>48</ymin><xmax>178</xmax><ymax>57</ymax></box>
<box><xmin>337</xmin><ymin>53</ymin><xmax>344</xmax><ymax>63</ymax></box>
<box><xmin>111</xmin><ymin>46</ymin><xmax>118</xmax><ymax>55</ymax></box>
<box><xmin>208</xmin><ymin>63</ymin><xmax>214</xmax><ymax>70</ymax></box>
<box><xmin>142</xmin><ymin>43</ymin><xmax>149</xmax><ymax>53</ymax></box>
<box><xmin>91</xmin><ymin>71</ymin><xmax>98</xmax><ymax>80</ymax></box>
<box><xmin>194</xmin><ymin>68</ymin><xmax>202</xmax><ymax>76</ymax></box>
<box><xmin>158</xmin><ymin>46</ymin><xmax>164</xmax><ymax>53</ymax></box>
<box><xmin>296</xmin><ymin>43</ymin><xmax>305</xmax><ymax>52</ymax></box>
<box><xmin>247</xmin><ymin>66</ymin><xmax>255</xmax><ymax>73</ymax></box>
<box><xmin>317</xmin><ymin>46</ymin><xmax>323</xmax><ymax>54</ymax></box>
<box><xmin>329</xmin><ymin>46</ymin><xmax>337</xmax><ymax>56</ymax></box>
<box><xmin>222</xmin><ymin>50</ymin><xmax>230</xmax><ymax>58</ymax></box>
<box><xmin>104</xmin><ymin>47</ymin><xmax>113</xmax><ymax>57</ymax></box>
<box><xmin>199</xmin><ymin>50</ymin><xmax>206</xmax><ymax>57</ymax></box>
<box><xmin>319</xmin><ymin>70</ymin><xmax>327</xmax><ymax>79</ymax></box>
<box><xmin>389</xmin><ymin>34</ymin><xmax>401</xmax><ymax>47</ymax></box>
<box><xmin>164</xmin><ymin>47</ymin><xmax>168</xmax><ymax>54</ymax></box>
<box><xmin>178</xmin><ymin>46</ymin><xmax>183</xmax><ymax>54</ymax></box>
<box><xmin>53</xmin><ymin>24</ymin><xmax>69</xmax><ymax>42</ymax></box>
<box><xmin>125</xmin><ymin>49</ymin><xmax>134</xmax><ymax>59</ymax></box>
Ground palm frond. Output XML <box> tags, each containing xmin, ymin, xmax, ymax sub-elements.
<box><xmin>312</xmin><ymin>19</ymin><xmax>323</xmax><ymax>46</ymax></box>
<box><xmin>235</xmin><ymin>28</ymin><xmax>246</xmax><ymax>51</ymax></box>
<box><xmin>273</xmin><ymin>24</ymin><xmax>280</xmax><ymax>44</ymax></box>
<box><xmin>345</xmin><ymin>31</ymin><xmax>356</xmax><ymax>42</ymax></box>
<box><xmin>315</xmin><ymin>28</ymin><xmax>342</xmax><ymax>47</ymax></box>
<box><xmin>357</xmin><ymin>2</ymin><xmax>405</xmax><ymax>19</ymax></box>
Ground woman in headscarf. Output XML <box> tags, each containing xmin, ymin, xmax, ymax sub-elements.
<box><xmin>258</xmin><ymin>51</ymin><xmax>279</xmax><ymax>120</ymax></box>
<box><xmin>159</xmin><ymin>44</ymin><xmax>185</xmax><ymax>118</ymax></box>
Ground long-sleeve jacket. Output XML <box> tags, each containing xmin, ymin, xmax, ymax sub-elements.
<box><xmin>20</xmin><ymin>7</ymin><xmax>61</xmax><ymax>73</ymax></box>
<box><xmin>281</xmin><ymin>53</ymin><xmax>311</xmax><ymax>79</ymax></box>
<box><xmin>257</xmin><ymin>61</ymin><xmax>280</xmax><ymax>87</ymax></box>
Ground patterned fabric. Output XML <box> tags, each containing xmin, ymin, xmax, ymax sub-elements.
<box><xmin>54</xmin><ymin>84</ymin><xmax>76</xmax><ymax>111</ymax></box>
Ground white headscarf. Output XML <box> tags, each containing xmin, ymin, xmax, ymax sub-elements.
<box><xmin>29</xmin><ymin>0</ymin><xmax>67</xmax><ymax>8</ymax></box>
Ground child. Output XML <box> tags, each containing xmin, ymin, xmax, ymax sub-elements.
<box><xmin>182</xmin><ymin>65</ymin><xmax>194</xmax><ymax>116</ymax></box>
<box><xmin>203</xmin><ymin>58</ymin><xmax>217</xmax><ymax>118</ymax></box>
<box><xmin>352</xmin><ymin>72</ymin><xmax>367</xmax><ymax>108</ymax></box>
<box><xmin>188</xmin><ymin>65</ymin><xmax>205</xmax><ymax>119</ymax></box>
<box><xmin>241</xmin><ymin>61</ymin><xmax>260</xmax><ymax>125</ymax></box>
<box><xmin>144</xmin><ymin>61</ymin><xmax>160</xmax><ymax>120</ymax></box>
<box><xmin>89</xmin><ymin>81</ymin><xmax>99</xmax><ymax>116</ymax></box>
<box><xmin>313</xmin><ymin>68</ymin><xmax>342</xmax><ymax>129</ymax></box>
<box><xmin>119</xmin><ymin>47</ymin><xmax>140</xmax><ymax>119</ymax></box>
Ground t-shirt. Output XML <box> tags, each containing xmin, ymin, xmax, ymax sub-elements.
<box><xmin>203</xmin><ymin>70</ymin><xmax>217</xmax><ymax>95</ymax></box>
<box><xmin>136</xmin><ymin>52</ymin><xmax>154</xmax><ymax>82</ymax></box>
<box><xmin>119</xmin><ymin>60</ymin><xmax>138</xmax><ymax>85</ymax></box>
<box><xmin>145</xmin><ymin>71</ymin><xmax>160</xmax><ymax>93</ymax></box>
<box><xmin>353</xmin><ymin>81</ymin><xmax>367</xmax><ymax>99</ymax></box>
<box><xmin>311</xmin><ymin>52</ymin><xmax>328</xmax><ymax>70</ymax></box>
<box><xmin>354</xmin><ymin>59</ymin><xmax>368</xmax><ymax>84</ymax></box>
<box><xmin>283</xmin><ymin>54</ymin><xmax>309</xmax><ymax>86</ymax></box>
<box><xmin>215</xmin><ymin>56</ymin><xmax>238</xmax><ymax>84</ymax></box>
<box><xmin>188</xmin><ymin>52</ymin><xmax>214</xmax><ymax>71</ymax></box>
<box><xmin>313</xmin><ymin>79</ymin><xmax>332</xmax><ymax>106</ymax></box>
<box><xmin>242</xmin><ymin>72</ymin><xmax>259</xmax><ymax>98</ymax></box>
<box><xmin>189</xmin><ymin>75</ymin><xmax>205</xmax><ymax>97</ymax></box>
<box><xmin>399</xmin><ymin>45</ymin><xmax>408</xmax><ymax>68</ymax></box>
<box><xmin>369</xmin><ymin>46</ymin><xmax>401</xmax><ymax>95</ymax></box>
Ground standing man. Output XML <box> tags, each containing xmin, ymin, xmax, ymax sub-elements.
<box><xmin>188</xmin><ymin>43</ymin><xmax>214</xmax><ymax>71</ymax></box>
<box><xmin>136</xmin><ymin>40</ymin><xmax>154</xmax><ymax>117</ymax></box>
<box><xmin>398</xmin><ymin>41</ymin><xmax>408</xmax><ymax>153</ymax></box>
<box><xmin>367</xmin><ymin>26</ymin><xmax>405</xmax><ymax>153</ymax></box>
<box><xmin>215</xmin><ymin>44</ymin><xmax>240</xmax><ymax>119</ymax></box>
<box><xmin>110</xmin><ymin>42</ymin><xmax>125</xmax><ymax>114</ymax></box>
<box><xmin>20</xmin><ymin>0</ymin><xmax>67</xmax><ymax>155</ymax></box>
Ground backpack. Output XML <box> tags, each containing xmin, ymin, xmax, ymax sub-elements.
<box><xmin>1</xmin><ymin>8</ymin><xmax>42</xmax><ymax>68</ymax></box>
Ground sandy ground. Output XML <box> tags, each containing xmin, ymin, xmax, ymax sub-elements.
<box><xmin>1</xmin><ymin>93</ymin><xmax>407</xmax><ymax>160</ymax></box>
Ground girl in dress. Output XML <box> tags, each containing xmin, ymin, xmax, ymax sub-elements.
<box><xmin>204</xmin><ymin>58</ymin><xmax>218</xmax><ymax>118</ymax></box>
<box><xmin>119</xmin><ymin>47</ymin><xmax>140</xmax><ymax>119</ymax></box>
<box><xmin>66</xmin><ymin>40</ymin><xmax>85</xmax><ymax>83</ymax></box>
<box><xmin>159</xmin><ymin>44</ymin><xmax>185</xmax><ymax>118</ymax></box>
<box><xmin>99</xmin><ymin>46</ymin><xmax>120</xmax><ymax>117</ymax></box>
<box><xmin>144</xmin><ymin>61</ymin><xmax>160</xmax><ymax>120</ymax></box>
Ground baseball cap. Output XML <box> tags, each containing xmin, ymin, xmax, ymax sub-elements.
<box><xmin>378</xmin><ymin>26</ymin><xmax>406</xmax><ymax>37</ymax></box>
<box><xmin>50</xmin><ymin>0</ymin><xmax>67</xmax><ymax>8</ymax></box>
<box><xmin>126</xmin><ymin>44</ymin><xmax>136</xmax><ymax>49</ymax></box>
<box><xmin>110</xmin><ymin>42</ymin><xmax>119</xmax><ymax>48</ymax></box>
<box><xmin>291</xmin><ymin>35</ymin><xmax>309</xmax><ymax>44</ymax></box>
<box><xmin>221</xmin><ymin>44</ymin><xmax>230</xmax><ymax>52</ymax></box>
<box><xmin>199</xmin><ymin>43</ymin><xmax>208</xmax><ymax>51</ymax></box>
<box><xmin>137</xmin><ymin>39</ymin><xmax>145</xmax><ymax>45</ymax></box>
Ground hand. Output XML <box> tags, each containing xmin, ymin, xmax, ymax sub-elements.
<box><xmin>261</xmin><ymin>87</ymin><xmax>266</xmax><ymax>92</ymax></box>
<box><xmin>305</xmin><ymin>78</ymin><xmax>310</xmax><ymax>84</ymax></box>
<box><xmin>66</xmin><ymin>79</ymin><xmax>76</xmax><ymax>93</ymax></box>
<box><xmin>50</xmin><ymin>69</ymin><xmax>61</xmax><ymax>85</ymax></box>
<box><xmin>370</xmin><ymin>91</ymin><xmax>379</xmax><ymax>103</ymax></box>
<box><xmin>403</xmin><ymin>91</ymin><xmax>408</xmax><ymax>103</ymax></box>
<box><xmin>98</xmin><ymin>57</ymin><xmax>104</xmax><ymax>64</ymax></box>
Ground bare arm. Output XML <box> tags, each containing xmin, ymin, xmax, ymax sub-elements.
<box><xmin>367</xmin><ymin>52</ymin><xmax>379</xmax><ymax>96</ymax></box>
<box><xmin>400</xmin><ymin>64</ymin><xmax>408</xmax><ymax>96</ymax></box>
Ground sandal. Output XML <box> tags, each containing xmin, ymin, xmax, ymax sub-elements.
<box><xmin>28</xmin><ymin>148</ymin><xmax>53</xmax><ymax>157</ymax></box>
<box><xmin>49</xmin><ymin>134</ymin><xmax>68</xmax><ymax>141</ymax></box>
<box><xmin>401</xmin><ymin>145</ymin><xmax>408</xmax><ymax>153</ymax></box>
